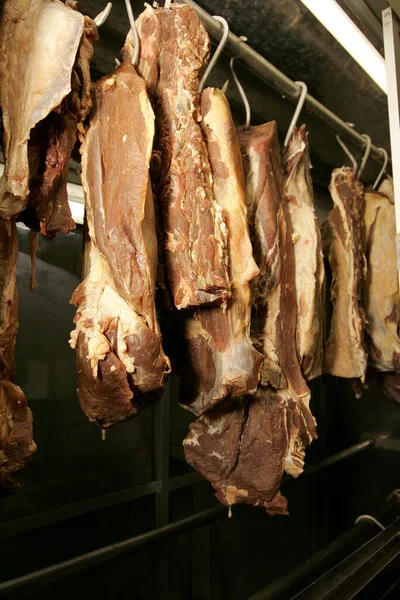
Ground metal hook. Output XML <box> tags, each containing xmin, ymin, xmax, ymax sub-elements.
<box><xmin>198</xmin><ymin>17</ymin><xmax>229</xmax><ymax>94</ymax></box>
<box><xmin>94</xmin><ymin>2</ymin><xmax>112</xmax><ymax>27</ymax></box>
<box><xmin>223</xmin><ymin>37</ymin><xmax>251</xmax><ymax>130</ymax></box>
<box><xmin>284</xmin><ymin>82</ymin><xmax>308</xmax><ymax>147</ymax></box>
<box><xmin>357</xmin><ymin>134</ymin><xmax>372</xmax><ymax>179</ymax></box>
<box><xmin>387</xmin><ymin>488</ymin><xmax>400</xmax><ymax>502</ymax></box>
<box><xmin>165</xmin><ymin>0</ymin><xmax>171</xmax><ymax>8</ymax></box>
<box><xmin>355</xmin><ymin>514</ymin><xmax>385</xmax><ymax>530</ymax></box>
<box><xmin>336</xmin><ymin>135</ymin><xmax>358</xmax><ymax>173</ymax></box>
<box><xmin>124</xmin><ymin>0</ymin><xmax>140</xmax><ymax>67</ymax></box>
<box><xmin>372</xmin><ymin>148</ymin><xmax>389</xmax><ymax>189</ymax></box>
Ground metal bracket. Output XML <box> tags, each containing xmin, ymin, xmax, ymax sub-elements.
<box><xmin>382</xmin><ymin>8</ymin><xmax>400</xmax><ymax>290</ymax></box>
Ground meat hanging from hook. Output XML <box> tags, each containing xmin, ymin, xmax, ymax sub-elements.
<box><xmin>223</xmin><ymin>36</ymin><xmax>251</xmax><ymax>130</ymax></box>
<box><xmin>357</xmin><ymin>134</ymin><xmax>371</xmax><ymax>180</ymax></box>
<box><xmin>124</xmin><ymin>0</ymin><xmax>140</xmax><ymax>67</ymax></box>
<box><xmin>373</xmin><ymin>148</ymin><xmax>389</xmax><ymax>189</ymax></box>
<box><xmin>284</xmin><ymin>81</ymin><xmax>307</xmax><ymax>146</ymax></box>
<box><xmin>198</xmin><ymin>16</ymin><xmax>229</xmax><ymax>93</ymax></box>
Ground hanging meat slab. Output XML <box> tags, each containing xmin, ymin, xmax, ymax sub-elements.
<box><xmin>133</xmin><ymin>4</ymin><xmax>230</xmax><ymax>310</ymax></box>
<box><xmin>70</xmin><ymin>61</ymin><xmax>170</xmax><ymax>429</ymax></box>
<box><xmin>0</xmin><ymin>219</ymin><xmax>36</xmax><ymax>494</ymax></box>
<box><xmin>323</xmin><ymin>167</ymin><xmax>367</xmax><ymax>381</ymax></box>
<box><xmin>0</xmin><ymin>0</ymin><xmax>84</xmax><ymax>218</ymax></box>
<box><xmin>238</xmin><ymin>121</ymin><xmax>316</xmax><ymax>478</ymax></box>
<box><xmin>179</xmin><ymin>88</ymin><xmax>262</xmax><ymax>415</ymax></box>
<box><xmin>283</xmin><ymin>125</ymin><xmax>325</xmax><ymax>381</ymax></box>
<box><xmin>20</xmin><ymin>13</ymin><xmax>98</xmax><ymax>238</ymax></box>
<box><xmin>362</xmin><ymin>184</ymin><xmax>400</xmax><ymax>372</ymax></box>
<box><xmin>184</xmin><ymin>388</ymin><xmax>289</xmax><ymax>515</ymax></box>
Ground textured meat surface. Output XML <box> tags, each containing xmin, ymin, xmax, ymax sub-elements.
<box><xmin>283</xmin><ymin>126</ymin><xmax>325</xmax><ymax>380</ymax></box>
<box><xmin>184</xmin><ymin>389</ymin><xmax>288</xmax><ymax>514</ymax></box>
<box><xmin>22</xmin><ymin>111</ymin><xmax>77</xmax><ymax>236</ymax></box>
<box><xmin>20</xmin><ymin>14</ymin><xmax>98</xmax><ymax>237</ymax></box>
<box><xmin>0</xmin><ymin>220</ymin><xmax>36</xmax><ymax>493</ymax></box>
<box><xmin>0</xmin><ymin>0</ymin><xmax>84</xmax><ymax>217</ymax></box>
<box><xmin>70</xmin><ymin>61</ymin><xmax>170</xmax><ymax>428</ymax></box>
<box><xmin>362</xmin><ymin>185</ymin><xmax>400</xmax><ymax>372</ymax></box>
<box><xmin>134</xmin><ymin>4</ymin><xmax>230</xmax><ymax>309</ymax></box>
<box><xmin>179</xmin><ymin>89</ymin><xmax>262</xmax><ymax>415</ymax></box>
<box><xmin>323</xmin><ymin>167</ymin><xmax>367</xmax><ymax>381</ymax></box>
<box><xmin>239</xmin><ymin>122</ymin><xmax>316</xmax><ymax>477</ymax></box>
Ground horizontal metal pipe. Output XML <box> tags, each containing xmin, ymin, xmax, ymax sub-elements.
<box><xmin>248</xmin><ymin>495</ymin><xmax>400</xmax><ymax>600</ymax></box>
<box><xmin>295</xmin><ymin>517</ymin><xmax>400</xmax><ymax>599</ymax></box>
<box><xmin>0</xmin><ymin>505</ymin><xmax>227</xmax><ymax>598</ymax></box>
<box><xmin>183</xmin><ymin>0</ymin><xmax>390</xmax><ymax>168</ymax></box>
<box><xmin>0</xmin><ymin>440</ymin><xmax>375</xmax><ymax>596</ymax></box>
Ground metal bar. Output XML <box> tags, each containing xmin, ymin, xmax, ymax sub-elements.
<box><xmin>331</xmin><ymin>539</ymin><xmax>400</xmax><ymax>600</ymax></box>
<box><xmin>183</xmin><ymin>0</ymin><xmax>390</xmax><ymax>169</ymax></box>
<box><xmin>375</xmin><ymin>436</ymin><xmax>400</xmax><ymax>451</ymax></box>
<box><xmin>0</xmin><ymin>469</ymin><xmax>201</xmax><ymax>540</ymax></box>
<box><xmin>249</xmin><ymin>496</ymin><xmax>400</xmax><ymax>600</ymax></box>
<box><xmin>0</xmin><ymin>440</ymin><xmax>375</xmax><ymax>541</ymax></box>
<box><xmin>342</xmin><ymin>0</ymin><xmax>383</xmax><ymax>44</ymax></box>
<box><xmin>0</xmin><ymin>440</ymin><xmax>374</xmax><ymax>596</ymax></box>
<box><xmin>294</xmin><ymin>439</ymin><xmax>375</xmax><ymax>480</ymax></box>
<box><xmin>383</xmin><ymin>9</ymin><xmax>400</xmax><ymax>293</ymax></box>
<box><xmin>294</xmin><ymin>518</ymin><xmax>400</xmax><ymax>599</ymax></box>
<box><xmin>0</xmin><ymin>506</ymin><xmax>227</xmax><ymax>598</ymax></box>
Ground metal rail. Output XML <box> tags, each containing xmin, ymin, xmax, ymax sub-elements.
<box><xmin>249</xmin><ymin>495</ymin><xmax>400</xmax><ymax>600</ymax></box>
<box><xmin>182</xmin><ymin>0</ymin><xmax>390</xmax><ymax>169</ymax></box>
<box><xmin>0</xmin><ymin>440</ymin><xmax>377</xmax><ymax>597</ymax></box>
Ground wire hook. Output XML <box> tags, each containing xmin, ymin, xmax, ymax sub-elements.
<box><xmin>387</xmin><ymin>488</ymin><xmax>400</xmax><ymax>502</ymax></box>
<box><xmin>223</xmin><ymin>37</ymin><xmax>251</xmax><ymax>130</ymax></box>
<box><xmin>165</xmin><ymin>0</ymin><xmax>171</xmax><ymax>8</ymax></box>
<box><xmin>336</xmin><ymin>135</ymin><xmax>358</xmax><ymax>173</ymax></box>
<box><xmin>94</xmin><ymin>2</ymin><xmax>112</xmax><ymax>27</ymax></box>
<box><xmin>284</xmin><ymin>81</ymin><xmax>308</xmax><ymax>147</ymax></box>
<box><xmin>372</xmin><ymin>148</ymin><xmax>389</xmax><ymax>189</ymax></box>
<box><xmin>354</xmin><ymin>514</ymin><xmax>385</xmax><ymax>530</ymax></box>
<box><xmin>124</xmin><ymin>0</ymin><xmax>140</xmax><ymax>67</ymax></box>
<box><xmin>198</xmin><ymin>17</ymin><xmax>229</xmax><ymax>94</ymax></box>
<box><xmin>357</xmin><ymin>134</ymin><xmax>372</xmax><ymax>180</ymax></box>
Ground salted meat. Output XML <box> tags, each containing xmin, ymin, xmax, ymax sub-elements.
<box><xmin>70</xmin><ymin>61</ymin><xmax>170</xmax><ymax>428</ymax></box>
<box><xmin>323</xmin><ymin>167</ymin><xmax>367</xmax><ymax>381</ymax></box>
<box><xmin>20</xmin><ymin>13</ymin><xmax>98</xmax><ymax>237</ymax></box>
<box><xmin>0</xmin><ymin>220</ymin><xmax>36</xmax><ymax>493</ymax></box>
<box><xmin>179</xmin><ymin>88</ymin><xmax>262</xmax><ymax>415</ymax></box>
<box><xmin>283</xmin><ymin>125</ymin><xmax>325</xmax><ymax>380</ymax></box>
<box><xmin>239</xmin><ymin>122</ymin><xmax>316</xmax><ymax>473</ymax></box>
<box><xmin>0</xmin><ymin>0</ymin><xmax>84</xmax><ymax>218</ymax></box>
<box><xmin>362</xmin><ymin>183</ymin><xmax>400</xmax><ymax>372</ymax></box>
<box><xmin>184</xmin><ymin>389</ymin><xmax>288</xmax><ymax>515</ymax></box>
<box><xmin>132</xmin><ymin>4</ymin><xmax>230</xmax><ymax>309</ymax></box>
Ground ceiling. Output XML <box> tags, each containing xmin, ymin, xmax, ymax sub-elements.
<box><xmin>0</xmin><ymin>0</ymin><xmax>393</xmax><ymax>194</ymax></box>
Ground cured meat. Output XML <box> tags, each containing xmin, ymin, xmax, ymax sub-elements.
<box><xmin>323</xmin><ymin>167</ymin><xmax>367</xmax><ymax>381</ymax></box>
<box><xmin>362</xmin><ymin>184</ymin><xmax>400</xmax><ymax>372</ymax></box>
<box><xmin>20</xmin><ymin>12</ymin><xmax>98</xmax><ymax>237</ymax></box>
<box><xmin>283</xmin><ymin>125</ymin><xmax>325</xmax><ymax>380</ymax></box>
<box><xmin>133</xmin><ymin>4</ymin><xmax>230</xmax><ymax>309</ymax></box>
<box><xmin>70</xmin><ymin>61</ymin><xmax>170</xmax><ymax>428</ymax></box>
<box><xmin>238</xmin><ymin>122</ymin><xmax>316</xmax><ymax>469</ymax></box>
<box><xmin>0</xmin><ymin>220</ymin><xmax>36</xmax><ymax>493</ymax></box>
<box><xmin>0</xmin><ymin>0</ymin><xmax>84</xmax><ymax>218</ymax></box>
<box><xmin>179</xmin><ymin>88</ymin><xmax>262</xmax><ymax>415</ymax></box>
<box><xmin>21</xmin><ymin>110</ymin><xmax>78</xmax><ymax>237</ymax></box>
<box><xmin>184</xmin><ymin>389</ymin><xmax>288</xmax><ymax>515</ymax></box>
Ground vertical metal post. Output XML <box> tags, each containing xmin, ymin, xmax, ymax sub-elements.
<box><xmin>153</xmin><ymin>380</ymin><xmax>172</xmax><ymax>599</ymax></box>
<box><xmin>383</xmin><ymin>8</ymin><xmax>400</xmax><ymax>291</ymax></box>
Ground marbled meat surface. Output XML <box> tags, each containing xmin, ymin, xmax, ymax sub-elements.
<box><xmin>133</xmin><ymin>4</ymin><xmax>230</xmax><ymax>309</ymax></box>
<box><xmin>70</xmin><ymin>61</ymin><xmax>170</xmax><ymax>429</ymax></box>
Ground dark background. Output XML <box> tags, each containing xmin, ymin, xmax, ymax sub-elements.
<box><xmin>0</xmin><ymin>1</ymin><xmax>399</xmax><ymax>599</ymax></box>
